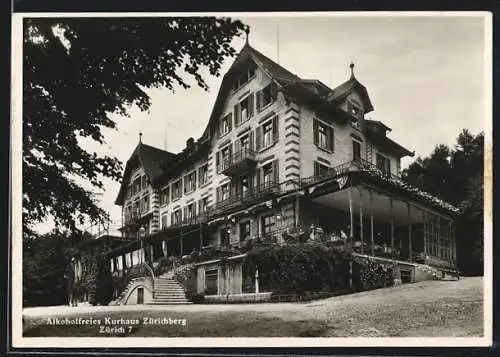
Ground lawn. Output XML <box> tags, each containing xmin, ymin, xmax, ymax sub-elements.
<box><xmin>22</xmin><ymin>277</ymin><xmax>484</xmax><ymax>337</ymax></box>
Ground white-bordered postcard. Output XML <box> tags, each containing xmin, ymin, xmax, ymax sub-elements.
<box><xmin>11</xmin><ymin>11</ymin><xmax>493</xmax><ymax>349</ymax></box>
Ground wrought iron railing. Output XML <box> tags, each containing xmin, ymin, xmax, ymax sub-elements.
<box><xmin>220</xmin><ymin>148</ymin><xmax>256</xmax><ymax>172</ymax></box>
<box><xmin>113</xmin><ymin>262</ymin><xmax>155</xmax><ymax>301</ymax></box>
<box><xmin>299</xmin><ymin>158</ymin><xmax>400</xmax><ymax>187</ymax></box>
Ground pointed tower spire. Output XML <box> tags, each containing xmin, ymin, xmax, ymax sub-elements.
<box><xmin>139</xmin><ymin>132</ymin><xmax>143</xmax><ymax>144</ymax></box>
<box><xmin>244</xmin><ymin>25</ymin><xmax>250</xmax><ymax>45</ymax></box>
<box><xmin>349</xmin><ymin>62</ymin><xmax>355</xmax><ymax>79</ymax></box>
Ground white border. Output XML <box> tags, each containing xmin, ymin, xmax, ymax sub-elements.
<box><xmin>11</xmin><ymin>11</ymin><xmax>493</xmax><ymax>349</ymax></box>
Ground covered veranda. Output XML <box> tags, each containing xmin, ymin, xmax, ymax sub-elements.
<box><xmin>300</xmin><ymin>171</ymin><xmax>458</xmax><ymax>270</ymax></box>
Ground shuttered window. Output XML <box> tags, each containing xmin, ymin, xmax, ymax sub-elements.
<box><xmin>314</xmin><ymin>161</ymin><xmax>330</xmax><ymax>177</ymax></box>
<box><xmin>235</xmin><ymin>93</ymin><xmax>254</xmax><ymax>126</ymax></box>
<box><xmin>256</xmin><ymin>83</ymin><xmax>277</xmax><ymax>111</ymax></box>
<box><xmin>218</xmin><ymin>113</ymin><xmax>232</xmax><ymax>137</ymax></box>
<box><xmin>313</xmin><ymin>119</ymin><xmax>334</xmax><ymax>152</ymax></box>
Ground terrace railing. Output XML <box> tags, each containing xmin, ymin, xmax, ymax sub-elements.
<box><xmin>220</xmin><ymin>148</ymin><xmax>257</xmax><ymax>173</ymax></box>
<box><xmin>299</xmin><ymin>158</ymin><xmax>401</xmax><ymax>188</ymax></box>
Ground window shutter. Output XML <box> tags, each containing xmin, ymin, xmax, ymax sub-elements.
<box><xmin>249</xmin><ymin>130</ymin><xmax>254</xmax><ymax>151</ymax></box>
<box><xmin>248</xmin><ymin>93</ymin><xmax>255</xmax><ymax>118</ymax></box>
<box><xmin>313</xmin><ymin>120</ymin><xmax>319</xmax><ymax>145</ymax></box>
<box><xmin>256</xmin><ymin>90</ymin><xmax>262</xmax><ymax>111</ymax></box>
<box><xmin>228</xmin><ymin>113</ymin><xmax>233</xmax><ymax>132</ymax></box>
<box><xmin>183</xmin><ymin>207</ymin><xmax>188</xmax><ymax>221</ymax></box>
<box><xmin>216</xmin><ymin>187</ymin><xmax>221</xmax><ymax>203</ymax></box>
<box><xmin>270</xmin><ymin>82</ymin><xmax>278</xmax><ymax>102</ymax></box>
<box><xmin>234</xmin><ymin>137</ymin><xmax>241</xmax><ymax>154</ymax></box>
<box><xmin>272</xmin><ymin>116</ymin><xmax>279</xmax><ymax>143</ymax></box>
<box><xmin>255</xmin><ymin>167</ymin><xmax>261</xmax><ymax>188</ymax></box>
<box><xmin>171</xmin><ymin>212</ymin><xmax>174</xmax><ymax>225</ymax></box>
<box><xmin>314</xmin><ymin>162</ymin><xmax>319</xmax><ymax>176</ymax></box>
<box><xmin>255</xmin><ymin>126</ymin><xmax>262</xmax><ymax>151</ymax></box>
<box><xmin>193</xmin><ymin>171</ymin><xmax>197</xmax><ymax>189</ymax></box>
<box><xmin>273</xmin><ymin>159</ymin><xmax>279</xmax><ymax>184</ymax></box>
<box><xmin>217</xmin><ymin>120</ymin><xmax>222</xmax><ymax>138</ymax></box>
<box><xmin>328</xmin><ymin>127</ymin><xmax>334</xmax><ymax>152</ymax></box>
<box><xmin>233</xmin><ymin>104</ymin><xmax>240</xmax><ymax>127</ymax></box>
<box><xmin>216</xmin><ymin>152</ymin><xmax>220</xmax><ymax>173</ymax></box>
<box><xmin>387</xmin><ymin>160</ymin><xmax>392</xmax><ymax>175</ymax></box>
<box><xmin>183</xmin><ymin>178</ymin><xmax>187</xmax><ymax>194</ymax></box>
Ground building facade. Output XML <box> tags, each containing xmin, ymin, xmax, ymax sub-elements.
<box><xmin>71</xmin><ymin>43</ymin><xmax>460</xmax><ymax>305</ymax></box>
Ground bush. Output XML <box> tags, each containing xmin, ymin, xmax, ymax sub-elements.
<box><xmin>351</xmin><ymin>256</ymin><xmax>395</xmax><ymax>291</ymax></box>
<box><xmin>186</xmin><ymin>292</ymin><xmax>205</xmax><ymax>303</ymax></box>
<box><xmin>243</xmin><ymin>242</ymin><xmax>350</xmax><ymax>294</ymax></box>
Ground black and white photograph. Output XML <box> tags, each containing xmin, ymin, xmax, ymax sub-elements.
<box><xmin>12</xmin><ymin>12</ymin><xmax>492</xmax><ymax>348</ymax></box>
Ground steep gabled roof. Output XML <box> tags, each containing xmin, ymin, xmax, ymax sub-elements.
<box><xmin>115</xmin><ymin>142</ymin><xmax>177</xmax><ymax>205</ymax></box>
<box><xmin>328</xmin><ymin>75</ymin><xmax>374</xmax><ymax>113</ymax></box>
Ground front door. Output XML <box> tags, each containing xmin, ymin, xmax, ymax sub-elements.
<box><xmin>137</xmin><ymin>287</ymin><xmax>144</xmax><ymax>304</ymax></box>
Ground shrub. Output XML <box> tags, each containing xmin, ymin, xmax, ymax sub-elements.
<box><xmin>186</xmin><ymin>292</ymin><xmax>205</xmax><ymax>303</ymax></box>
<box><xmin>243</xmin><ymin>242</ymin><xmax>350</xmax><ymax>294</ymax></box>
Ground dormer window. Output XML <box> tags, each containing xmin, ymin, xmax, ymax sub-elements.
<box><xmin>256</xmin><ymin>83</ymin><xmax>277</xmax><ymax>111</ymax></box>
<box><xmin>232</xmin><ymin>66</ymin><xmax>256</xmax><ymax>91</ymax></box>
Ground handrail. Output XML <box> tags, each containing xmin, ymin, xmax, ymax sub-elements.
<box><xmin>220</xmin><ymin>148</ymin><xmax>256</xmax><ymax>172</ymax></box>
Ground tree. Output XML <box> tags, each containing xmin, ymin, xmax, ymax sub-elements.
<box><xmin>23</xmin><ymin>229</ymin><xmax>91</xmax><ymax>307</ymax></box>
<box><xmin>402</xmin><ymin>129</ymin><xmax>484</xmax><ymax>275</ymax></box>
<box><xmin>23</xmin><ymin>17</ymin><xmax>247</xmax><ymax>236</ymax></box>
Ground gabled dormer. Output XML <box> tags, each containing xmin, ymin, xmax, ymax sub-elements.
<box><xmin>328</xmin><ymin>63</ymin><xmax>374</xmax><ymax>129</ymax></box>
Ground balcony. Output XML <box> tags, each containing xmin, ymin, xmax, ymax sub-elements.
<box><xmin>121</xmin><ymin>211</ymin><xmax>152</xmax><ymax>229</ymax></box>
<box><xmin>211</xmin><ymin>180</ymin><xmax>281</xmax><ymax>216</ymax></box>
<box><xmin>220</xmin><ymin>149</ymin><xmax>257</xmax><ymax>177</ymax></box>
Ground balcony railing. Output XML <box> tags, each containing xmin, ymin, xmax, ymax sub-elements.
<box><xmin>220</xmin><ymin>148</ymin><xmax>257</xmax><ymax>176</ymax></box>
<box><xmin>212</xmin><ymin>180</ymin><xmax>281</xmax><ymax>214</ymax></box>
<box><xmin>300</xmin><ymin>158</ymin><xmax>400</xmax><ymax>187</ymax></box>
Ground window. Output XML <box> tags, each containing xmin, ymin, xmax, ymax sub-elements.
<box><xmin>240</xmin><ymin>134</ymin><xmax>250</xmax><ymax>152</ymax></box>
<box><xmin>198</xmin><ymin>197</ymin><xmax>209</xmax><ymax>215</ymax></box>
<box><xmin>133</xmin><ymin>177</ymin><xmax>141</xmax><ymax>194</ymax></box>
<box><xmin>262</xmin><ymin>163</ymin><xmax>273</xmax><ymax>185</ymax></box>
<box><xmin>262</xmin><ymin>120</ymin><xmax>274</xmax><ymax>148</ymax></box>
<box><xmin>160</xmin><ymin>187</ymin><xmax>170</xmax><ymax>206</ymax></box>
<box><xmin>256</xmin><ymin>83</ymin><xmax>277</xmax><ymax>111</ymax></box>
<box><xmin>313</xmin><ymin>120</ymin><xmax>334</xmax><ymax>152</ymax></box>
<box><xmin>198</xmin><ymin>164</ymin><xmax>209</xmax><ymax>187</ymax></box>
<box><xmin>217</xmin><ymin>144</ymin><xmax>232</xmax><ymax>173</ymax></box>
<box><xmin>205</xmin><ymin>269</ymin><xmax>218</xmax><ymax>295</ymax></box>
<box><xmin>348</xmin><ymin>101</ymin><xmax>363</xmax><ymax>120</ymax></box>
<box><xmin>125</xmin><ymin>205</ymin><xmax>132</xmax><ymax>223</ymax></box>
<box><xmin>126</xmin><ymin>186</ymin><xmax>132</xmax><ymax>199</ymax></box>
<box><xmin>262</xmin><ymin>214</ymin><xmax>276</xmax><ymax>235</ymax></box>
<box><xmin>132</xmin><ymin>200</ymin><xmax>140</xmax><ymax>217</ymax></box>
<box><xmin>184</xmin><ymin>171</ymin><xmax>197</xmax><ymax>194</ymax></box>
<box><xmin>376</xmin><ymin>153</ymin><xmax>392</xmax><ymax>175</ymax></box>
<box><xmin>220</xmin><ymin>227</ymin><xmax>231</xmax><ymax>246</ymax></box>
<box><xmin>218</xmin><ymin>113</ymin><xmax>233</xmax><ymax>137</ymax></box>
<box><xmin>232</xmin><ymin>66</ymin><xmax>256</xmax><ymax>91</ymax></box>
<box><xmin>161</xmin><ymin>213</ymin><xmax>168</xmax><ymax>229</ymax></box>
<box><xmin>240</xmin><ymin>176</ymin><xmax>250</xmax><ymax>196</ymax></box>
<box><xmin>314</xmin><ymin>162</ymin><xmax>330</xmax><ymax>177</ymax></box>
<box><xmin>234</xmin><ymin>94</ymin><xmax>254</xmax><ymax>126</ymax></box>
<box><xmin>259</xmin><ymin>160</ymin><xmax>279</xmax><ymax>188</ymax></box>
<box><xmin>140</xmin><ymin>195</ymin><xmax>150</xmax><ymax>213</ymax></box>
<box><xmin>239</xmin><ymin>221</ymin><xmax>251</xmax><ymax>242</ymax></box>
<box><xmin>352</xmin><ymin>140</ymin><xmax>362</xmax><ymax>161</ymax></box>
<box><xmin>172</xmin><ymin>209</ymin><xmax>182</xmax><ymax>225</ymax></box>
<box><xmin>186</xmin><ymin>203</ymin><xmax>196</xmax><ymax>220</ymax></box>
<box><xmin>221</xmin><ymin>183</ymin><xmax>230</xmax><ymax>201</ymax></box>
<box><xmin>172</xmin><ymin>180</ymin><xmax>182</xmax><ymax>200</ymax></box>
<box><xmin>256</xmin><ymin>117</ymin><xmax>278</xmax><ymax>151</ymax></box>
<box><xmin>141</xmin><ymin>176</ymin><xmax>148</xmax><ymax>190</ymax></box>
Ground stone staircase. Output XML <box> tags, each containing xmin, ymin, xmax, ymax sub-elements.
<box><xmin>147</xmin><ymin>272</ymin><xmax>191</xmax><ymax>305</ymax></box>
<box><xmin>414</xmin><ymin>263</ymin><xmax>442</xmax><ymax>280</ymax></box>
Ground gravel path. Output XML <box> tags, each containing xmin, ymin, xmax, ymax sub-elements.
<box><xmin>23</xmin><ymin>277</ymin><xmax>484</xmax><ymax>337</ymax></box>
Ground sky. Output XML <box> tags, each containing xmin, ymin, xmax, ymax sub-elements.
<box><xmin>33</xmin><ymin>13</ymin><xmax>489</xmax><ymax>234</ymax></box>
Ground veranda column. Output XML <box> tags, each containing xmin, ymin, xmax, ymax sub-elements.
<box><xmin>437</xmin><ymin>216</ymin><xmax>441</xmax><ymax>259</ymax></box>
<box><xmin>358</xmin><ymin>188</ymin><xmax>364</xmax><ymax>254</ymax></box>
<box><xmin>448</xmin><ymin>220</ymin><xmax>453</xmax><ymax>262</ymax></box>
<box><xmin>370</xmin><ymin>190</ymin><xmax>375</xmax><ymax>256</ymax></box>
<box><xmin>422</xmin><ymin>210</ymin><xmax>427</xmax><ymax>256</ymax></box>
<box><xmin>199</xmin><ymin>222</ymin><xmax>203</xmax><ymax>250</ymax></box>
<box><xmin>390</xmin><ymin>197</ymin><xmax>394</xmax><ymax>260</ymax></box>
<box><xmin>180</xmin><ymin>228</ymin><xmax>184</xmax><ymax>257</ymax></box>
<box><xmin>348</xmin><ymin>187</ymin><xmax>354</xmax><ymax>240</ymax></box>
<box><xmin>407</xmin><ymin>203</ymin><xmax>412</xmax><ymax>262</ymax></box>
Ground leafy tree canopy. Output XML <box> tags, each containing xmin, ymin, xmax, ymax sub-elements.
<box><xmin>23</xmin><ymin>17</ymin><xmax>247</xmax><ymax>237</ymax></box>
<box><xmin>402</xmin><ymin>129</ymin><xmax>484</xmax><ymax>275</ymax></box>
